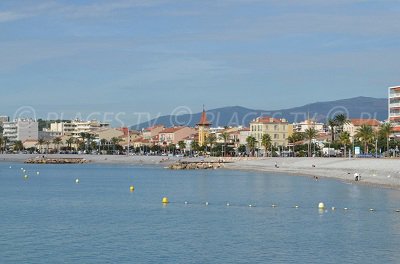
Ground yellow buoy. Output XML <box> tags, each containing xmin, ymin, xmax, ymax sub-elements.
<box><xmin>24</xmin><ymin>175</ymin><xmax>28</xmax><ymax>180</ymax></box>
<box><xmin>130</xmin><ymin>185</ymin><xmax>135</xmax><ymax>192</ymax></box>
<box><xmin>318</xmin><ymin>202</ymin><xmax>325</xmax><ymax>209</ymax></box>
<box><xmin>162</xmin><ymin>197</ymin><xmax>169</xmax><ymax>204</ymax></box>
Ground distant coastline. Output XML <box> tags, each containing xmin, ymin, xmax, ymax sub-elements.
<box><xmin>1</xmin><ymin>154</ymin><xmax>400</xmax><ymax>190</ymax></box>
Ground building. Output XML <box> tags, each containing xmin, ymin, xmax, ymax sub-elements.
<box><xmin>197</xmin><ymin>108</ymin><xmax>211</xmax><ymax>146</ymax></box>
<box><xmin>0</xmin><ymin>116</ymin><xmax>9</xmax><ymax>126</ymax></box>
<box><xmin>343</xmin><ymin>119</ymin><xmax>381</xmax><ymax>139</ymax></box>
<box><xmin>142</xmin><ymin>125</ymin><xmax>164</xmax><ymax>140</ymax></box>
<box><xmin>3</xmin><ymin>118</ymin><xmax>38</xmax><ymax>143</ymax></box>
<box><xmin>44</xmin><ymin>119</ymin><xmax>110</xmax><ymax>137</ymax></box>
<box><xmin>293</xmin><ymin>119</ymin><xmax>325</xmax><ymax>133</ymax></box>
<box><xmin>159</xmin><ymin>126</ymin><xmax>196</xmax><ymax>145</ymax></box>
<box><xmin>389</xmin><ymin>86</ymin><xmax>400</xmax><ymax>137</ymax></box>
<box><xmin>249</xmin><ymin>116</ymin><xmax>293</xmax><ymax>148</ymax></box>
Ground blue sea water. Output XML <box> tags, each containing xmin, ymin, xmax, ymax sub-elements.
<box><xmin>1</xmin><ymin>163</ymin><xmax>400</xmax><ymax>264</ymax></box>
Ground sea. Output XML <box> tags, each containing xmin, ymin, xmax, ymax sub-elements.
<box><xmin>1</xmin><ymin>163</ymin><xmax>400</xmax><ymax>264</ymax></box>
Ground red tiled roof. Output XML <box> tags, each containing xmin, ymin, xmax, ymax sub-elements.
<box><xmin>160</xmin><ymin>126</ymin><xmax>184</xmax><ymax>133</ymax></box>
<box><xmin>390</xmin><ymin>86</ymin><xmax>400</xmax><ymax>91</ymax></box>
<box><xmin>350</xmin><ymin>119</ymin><xmax>381</xmax><ymax>126</ymax></box>
<box><xmin>197</xmin><ymin>110</ymin><xmax>211</xmax><ymax>126</ymax></box>
<box><xmin>392</xmin><ymin>127</ymin><xmax>400</xmax><ymax>132</ymax></box>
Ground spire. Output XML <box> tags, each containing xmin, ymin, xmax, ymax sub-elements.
<box><xmin>197</xmin><ymin>106</ymin><xmax>211</xmax><ymax>126</ymax></box>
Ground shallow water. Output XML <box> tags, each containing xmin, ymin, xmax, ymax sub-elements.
<box><xmin>1</xmin><ymin>163</ymin><xmax>400</xmax><ymax>263</ymax></box>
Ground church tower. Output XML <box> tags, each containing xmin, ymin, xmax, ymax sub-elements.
<box><xmin>197</xmin><ymin>107</ymin><xmax>211</xmax><ymax>146</ymax></box>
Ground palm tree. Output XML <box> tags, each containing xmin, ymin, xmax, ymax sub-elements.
<box><xmin>45</xmin><ymin>140</ymin><xmax>51</xmax><ymax>154</ymax></box>
<box><xmin>111</xmin><ymin>137</ymin><xmax>122</xmax><ymax>154</ymax></box>
<box><xmin>14</xmin><ymin>140</ymin><xmax>24</xmax><ymax>151</ymax></box>
<box><xmin>52</xmin><ymin>137</ymin><xmax>63</xmax><ymax>153</ymax></box>
<box><xmin>66</xmin><ymin>137</ymin><xmax>75</xmax><ymax>151</ymax></box>
<box><xmin>261</xmin><ymin>134</ymin><xmax>272</xmax><ymax>157</ymax></box>
<box><xmin>0</xmin><ymin>137</ymin><xmax>3</xmax><ymax>153</ymax></box>
<box><xmin>219</xmin><ymin>132</ymin><xmax>230</xmax><ymax>157</ymax></box>
<box><xmin>178</xmin><ymin>140</ymin><xmax>186</xmax><ymax>154</ymax></box>
<box><xmin>327</xmin><ymin>119</ymin><xmax>337</xmax><ymax>141</ymax></box>
<box><xmin>37</xmin><ymin>138</ymin><xmax>45</xmax><ymax>154</ymax></box>
<box><xmin>380</xmin><ymin>123</ymin><xmax>392</xmax><ymax>156</ymax></box>
<box><xmin>205</xmin><ymin>134</ymin><xmax>217</xmax><ymax>155</ymax></box>
<box><xmin>79</xmin><ymin>132</ymin><xmax>88</xmax><ymax>152</ymax></box>
<box><xmin>355</xmin><ymin>125</ymin><xmax>374</xmax><ymax>154</ymax></box>
<box><xmin>190</xmin><ymin>140</ymin><xmax>199</xmax><ymax>155</ymax></box>
<box><xmin>304</xmin><ymin>127</ymin><xmax>318</xmax><ymax>157</ymax></box>
<box><xmin>246</xmin><ymin>136</ymin><xmax>257</xmax><ymax>157</ymax></box>
<box><xmin>334</xmin><ymin>114</ymin><xmax>349</xmax><ymax>134</ymax></box>
<box><xmin>100</xmin><ymin>138</ymin><xmax>107</xmax><ymax>151</ymax></box>
<box><xmin>86</xmin><ymin>133</ymin><xmax>96</xmax><ymax>152</ymax></box>
<box><xmin>339</xmin><ymin>131</ymin><xmax>351</xmax><ymax>157</ymax></box>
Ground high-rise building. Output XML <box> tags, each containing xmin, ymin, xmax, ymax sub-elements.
<box><xmin>2</xmin><ymin>118</ymin><xmax>38</xmax><ymax>143</ymax></box>
<box><xmin>388</xmin><ymin>86</ymin><xmax>400</xmax><ymax>137</ymax></box>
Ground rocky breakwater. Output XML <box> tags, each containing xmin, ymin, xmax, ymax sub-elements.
<box><xmin>168</xmin><ymin>161</ymin><xmax>225</xmax><ymax>170</ymax></box>
<box><xmin>25</xmin><ymin>157</ymin><xmax>89</xmax><ymax>164</ymax></box>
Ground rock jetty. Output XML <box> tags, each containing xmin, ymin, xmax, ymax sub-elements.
<box><xmin>168</xmin><ymin>161</ymin><xmax>224</xmax><ymax>170</ymax></box>
<box><xmin>25</xmin><ymin>157</ymin><xmax>88</xmax><ymax>164</ymax></box>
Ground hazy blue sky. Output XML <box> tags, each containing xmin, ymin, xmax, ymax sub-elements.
<box><xmin>1</xmin><ymin>0</ymin><xmax>399</xmax><ymax>125</ymax></box>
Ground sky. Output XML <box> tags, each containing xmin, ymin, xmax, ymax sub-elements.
<box><xmin>0</xmin><ymin>0</ymin><xmax>399</xmax><ymax>126</ymax></box>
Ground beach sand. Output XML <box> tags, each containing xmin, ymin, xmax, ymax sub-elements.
<box><xmin>1</xmin><ymin>154</ymin><xmax>400</xmax><ymax>189</ymax></box>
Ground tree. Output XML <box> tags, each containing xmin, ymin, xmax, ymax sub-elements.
<box><xmin>238</xmin><ymin>144</ymin><xmax>246</xmax><ymax>155</ymax></box>
<box><xmin>219</xmin><ymin>132</ymin><xmax>230</xmax><ymax>157</ymax></box>
<box><xmin>100</xmin><ymin>138</ymin><xmax>107</xmax><ymax>152</ymax></box>
<box><xmin>380</xmin><ymin>123</ymin><xmax>393</xmax><ymax>156</ymax></box>
<box><xmin>304</xmin><ymin>127</ymin><xmax>318</xmax><ymax>157</ymax></box>
<box><xmin>178</xmin><ymin>141</ymin><xmax>186</xmax><ymax>154</ymax></box>
<box><xmin>52</xmin><ymin>137</ymin><xmax>63</xmax><ymax>153</ymax></box>
<box><xmin>79</xmin><ymin>132</ymin><xmax>88</xmax><ymax>152</ymax></box>
<box><xmin>246</xmin><ymin>136</ymin><xmax>257</xmax><ymax>157</ymax></box>
<box><xmin>0</xmin><ymin>137</ymin><xmax>3</xmax><ymax>153</ymax></box>
<box><xmin>334</xmin><ymin>114</ymin><xmax>349</xmax><ymax>134</ymax></box>
<box><xmin>37</xmin><ymin>138</ymin><xmax>45</xmax><ymax>153</ymax></box>
<box><xmin>45</xmin><ymin>140</ymin><xmax>51</xmax><ymax>153</ymax></box>
<box><xmin>327</xmin><ymin>119</ymin><xmax>336</xmax><ymax>142</ymax></box>
<box><xmin>66</xmin><ymin>137</ymin><xmax>75</xmax><ymax>151</ymax></box>
<box><xmin>339</xmin><ymin>131</ymin><xmax>351</xmax><ymax>157</ymax></box>
<box><xmin>190</xmin><ymin>140</ymin><xmax>199</xmax><ymax>154</ymax></box>
<box><xmin>261</xmin><ymin>134</ymin><xmax>272</xmax><ymax>157</ymax></box>
<box><xmin>205</xmin><ymin>134</ymin><xmax>217</xmax><ymax>155</ymax></box>
<box><xmin>355</xmin><ymin>125</ymin><xmax>374</xmax><ymax>154</ymax></box>
<box><xmin>14</xmin><ymin>140</ymin><xmax>24</xmax><ymax>151</ymax></box>
<box><xmin>111</xmin><ymin>137</ymin><xmax>122</xmax><ymax>154</ymax></box>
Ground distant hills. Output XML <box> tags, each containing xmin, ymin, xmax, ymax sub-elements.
<box><xmin>132</xmin><ymin>96</ymin><xmax>387</xmax><ymax>130</ymax></box>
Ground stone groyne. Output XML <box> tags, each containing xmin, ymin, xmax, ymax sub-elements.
<box><xmin>168</xmin><ymin>161</ymin><xmax>226</xmax><ymax>170</ymax></box>
<box><xmin>25</xmin><ymin>157</ymin><xmax>89</xmax><ymax>164</ymax></box>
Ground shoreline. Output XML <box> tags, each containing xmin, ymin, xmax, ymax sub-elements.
<box><xmin>1</xmin><ymin>154</ymin><xmax>400</xmax><ymax>190</ymax></box>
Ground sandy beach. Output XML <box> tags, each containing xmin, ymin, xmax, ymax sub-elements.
<box><xmin>2</xmin><ymin>154</ymin><xmax>400</xmax><ymax>189</ymax></box>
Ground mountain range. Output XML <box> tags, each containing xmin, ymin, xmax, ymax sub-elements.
<box><xmin>132</xmin><ymin>96</ymin><xmax>387</xmax><ymax>130</ymax></box>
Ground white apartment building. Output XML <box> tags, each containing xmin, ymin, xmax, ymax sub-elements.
<box><xmin>293</xmin><ymin>119</ymin><xmax>325</xmax><ymax>133</ymax></box>
<box><xmin>389</xmin><ymin>86</ymin><xmax>400</xmax><ymax>137</ymax></box>
<box><xmin>2</xmin><ymin>119</ymin><xmax>38</xmax><ymax>143</ymax></box>
<box><xmin>44</xmin><ymin>120</ymin><xmax>110</xmax><ymax>137</ymax></box>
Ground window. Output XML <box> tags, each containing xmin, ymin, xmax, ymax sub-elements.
<box><xmin>274</xmin><ymin>134</ymin><xmax>279</xmax><ymax>139</ymax></box>
<box><xmin>274</xmin><ymin>125</ymin><xmax>278</xmax><ymax>131</ymax></box>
